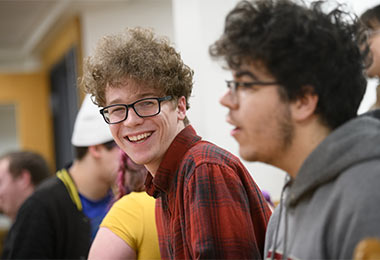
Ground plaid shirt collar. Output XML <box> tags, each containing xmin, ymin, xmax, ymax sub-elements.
<box><xmin>145</xmin><ymin>125</ymin><xmax>201</xmax><ymax>198</ymax></box>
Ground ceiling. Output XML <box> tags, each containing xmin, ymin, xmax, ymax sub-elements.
<box><xmin>0</xmin><ymin>0</ymin><xmax>129</xmax><ymax>72</ymax></box>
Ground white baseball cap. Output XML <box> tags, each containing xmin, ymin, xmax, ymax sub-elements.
<box><xmin>71</xmin><ymin>94</ymin><xmax>114</xmax><ymax>146</ymax></box>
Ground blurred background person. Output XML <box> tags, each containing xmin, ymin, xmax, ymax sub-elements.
<box><xmin>0</xmin><ymin>151</ymin><xmax>50</xmax><ymax>255</ymax></box>
<box><xmin>88</xmin><ymin>151</ymin><xmax>160</xmax><ymax>260</ymax></box>
<box><xmin>361</xmin><ymin>4</ymin><xmax>380</xmax><ymax>110</ymax></box>
<box><xmin>0</xmin><ymin>151</ymin><xmax>51</xmax><ymax>222</ymax></box>
<box><xmin>1</xmin><ymin>94</ymin><xmax>120</xmax><ymax>259</ymax></box>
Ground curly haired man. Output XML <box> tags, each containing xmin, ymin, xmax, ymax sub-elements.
<box><xmin>82</xmin><ymin>27</ymin><xmax>271</xmax><ymax>259</ymax></box>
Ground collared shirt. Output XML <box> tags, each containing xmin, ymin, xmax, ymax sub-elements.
<box><xmin>145</xmin><ymin>125</ymin><xmax>272</xmax><ymax>259</ymax></box>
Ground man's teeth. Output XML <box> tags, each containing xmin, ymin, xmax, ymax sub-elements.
<box><xmin>128</xmin><ymin>132</ymin><xmax>152</xmax><ymax>142</ymax></box>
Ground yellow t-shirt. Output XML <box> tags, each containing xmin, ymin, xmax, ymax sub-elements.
<box><xmin>100</xmin><ymin>192</ymin><xmax>160</xmax><ymax>259</ymax></box>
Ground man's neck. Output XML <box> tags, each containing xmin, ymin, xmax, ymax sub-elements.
<box><xmin>69</xmin><ymin>160</ymin><xmax>111</xmax><ymax>200</ymax></box>
<box><xmin>145</xmin><ymin>121</ymin><xmax>187</xmax><ymax>177</ymax></box>
<box><xmin>279</xmin><ymin>120</ymin><xmax>331</xmax><ymax>179</ymax></box>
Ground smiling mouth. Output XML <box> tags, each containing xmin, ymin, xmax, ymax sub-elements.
<box><xmin>127</xmin><ymin>132</ymin><xmax>153</xmax><ymax>143</ymax></box>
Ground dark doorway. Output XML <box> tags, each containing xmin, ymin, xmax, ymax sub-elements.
<box><xmin>50</xmin><ymin>46</ymin><xmax>79</xmax><ymax>170</ymax></box>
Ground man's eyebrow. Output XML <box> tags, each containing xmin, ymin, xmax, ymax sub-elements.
<box><xmin>107</xmin><ymin>98</ymin><xmax>124</xmax><ymax>105</ymax></box>
<box><xmin>106</xmin><ymin>92</ymin><xmax>158</xmax><ymax>105</ymax></box>
<box><xmin>235</xmin><ymin>70</ymin><xmax>258</xmax><ymax>80</ymax></box>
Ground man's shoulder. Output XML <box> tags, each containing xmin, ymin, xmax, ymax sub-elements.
<box><xmin>25</xmin><ymin>176</ymin><xmax>70</xmax><ymax>206</ymax></box>
<box><xmin>34</xmin><ymin>176</ymin><xmax>65</xmax><ymax>195</ymax></box>
<box><xmin>13</xmin><ymin>178</ymin><xmax>66</xmax><ymax>224</ymax></box>
<box><xmin>17</xmin><ymin>174</ymin><xmax>87</xmax><ymax>227</ymax></box>
<box><xmin>181</xmin><ymin>140</ymin><xmax>251</xmax><ymax>179</ymax></box>
<box><xmin>320</xmin><ymin>160</ymin><xmax>380</xmax><ymax>258</ymax></box>
<box><xmin>336</xmin><ymin>158</ymin><xmax>380</xmax><ymax>201</ymax></box>
<box><xmin>186</xmin><ymin>140</ymin><xmax>240</xmax><ymax>164</ymax></box>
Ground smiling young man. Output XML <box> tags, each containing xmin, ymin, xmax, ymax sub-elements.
<box><xmin>210</xmin><ymin>0</ymin><xmax>380</xmax><ymax>259</ymax></box>
<box><xmin>82</xmin><ymin>27</ymin><xmax>271</xmax><ymax>259</ymax></box>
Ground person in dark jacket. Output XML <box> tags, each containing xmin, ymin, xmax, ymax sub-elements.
<box><xmin>1</xmin><ymin>94</ymin><xmax>120</xmax><ymax>259</ymax></box>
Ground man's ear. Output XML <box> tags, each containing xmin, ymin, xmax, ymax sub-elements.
<box><xmin>88</xmin><ymin>145</ymin><xmax>102</xmax><ymax>159</ymax></box>
<box><xmin>290</xmin><ymin>87</ymin><xmax>319</xmax><ymax>122</ymax></box>
<box><xmin>176</xmin><ymin>96</ymin><xmax>187</xmax><ymax>120</ymax></box>
<box><xmin>17</xmin><ymin>170</ymin><xmax>32</xmax><ymax>189</ymax></box>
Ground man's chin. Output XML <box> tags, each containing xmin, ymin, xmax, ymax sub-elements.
<box><xmin>126</xmin><ymin>155</ymin><xmax>146</xmax><ymax>166</ymax></box>
<box><xmin>239</xmin><ymin>148</ymin><xmax>257</xmax><ymax>162</ymax></box>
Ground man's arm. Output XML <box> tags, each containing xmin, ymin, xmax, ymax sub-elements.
<box><xmin>88</xmin><ymin>227</ymin><xmax>136</xmax><ymax>260</ymax></box>
<box><xmin>185</xmin><ymin>163</ymin><xmax>269</xmax><ymax>259</ymax></box>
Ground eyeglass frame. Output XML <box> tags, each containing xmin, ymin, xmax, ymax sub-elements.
<box><xmin>225</xmin><ymin>80</ymin><xmax>279</xmax><ymax>101</ymax></box>
<box><xmin>99</xmin><ymin>96</ymin><xmax>172</xmax><ymax>124</ymax></box>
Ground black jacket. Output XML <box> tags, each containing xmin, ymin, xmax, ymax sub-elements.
<box><xmin>2</xmin><ymin>171</ymin><xmax>91</xmax><ymax>259</ymax></box>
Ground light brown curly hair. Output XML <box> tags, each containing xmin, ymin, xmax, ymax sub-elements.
<box><xmin>81</xmin><ymin>27</ymin><xmax>194</xmax><ymax>124</ymax></box>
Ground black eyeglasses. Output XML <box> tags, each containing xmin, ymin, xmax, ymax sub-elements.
<box><xmin>225</xmin><ymin>80</ymin><xmax>278</xmax><ymax>102</ymax></box>
<box><xmin>100</xmin><ymin>96</ymin><xmax>172</xmax><ymax>124</ymax></box>
<box><xmin>226</xmin><ymin>80</ymin><xmax>278</xmax><ymax>90</ymax></box>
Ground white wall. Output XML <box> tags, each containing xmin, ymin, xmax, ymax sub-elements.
<box><xmin>81</xmin><ymin>0</ymin><xmax>174</xmax><ymax>57</ymax></box>
<box><xmin>172</xmin><ymin>0</ymin><xmax>379</xmax><ymax>201</ymax></box>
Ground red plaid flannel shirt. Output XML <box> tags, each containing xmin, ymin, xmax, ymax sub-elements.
<box><xmin>145</xmin><ymin>126</ymin><xmax>272</xmax><ymax>259</ymax></box>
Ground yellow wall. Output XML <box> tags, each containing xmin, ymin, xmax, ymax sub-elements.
<box><xmin>0</xmin><ymin>73</ymin><xmax>53</xmax><ymax>168</ymax></box>
<box><xmin>0</xmin><ymin>16</ymin><xmax>82</xmax><ymax>171</ymax></box>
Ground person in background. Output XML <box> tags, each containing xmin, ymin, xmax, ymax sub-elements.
<box><xmin>88</xmin><ymin>151</ymin><xmax>160</xmax><ymax>259</ymax></box>
<box><xmin>210</xmin><ymin>0</ymin><xmax>380</xmax><ymax>259</ymax></box>
<box><xmin>1</xmin><ymin>94</ymin><xmax>120</xmax><ymax>259</ymax></box>
<box><xmin>361</xmin><ymin>4</ymin><xmax>380</xmax><ymax>110</ymax></box>
<box><xmin>82</xmin><ymin>27</ymin><xmax>271</xmax><ymax>259</ymax></box>
<box><xmin>261</xmin><ymin>190</ymin><xmax>275</xmax><ymax>211</ymax></box>
<box><xmin>0</xmin><ymin>151</ymin><xmax>50</xmax><ymax>221</ymax></box>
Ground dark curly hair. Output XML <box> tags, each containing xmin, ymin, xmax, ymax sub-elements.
<box><xmin>210</xmin><ymin>0</ymin><xmax>369</xmax><ymax>130</ymax></box>
<box><xmin>361</xmin><ymin>4</ymin><xmax>380</xmax><ymax>29</ymax></box>
<box><xmin>81</xmin><ymin>27</ymin><xmax>194</xmax><ymax>125</ymax></box>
